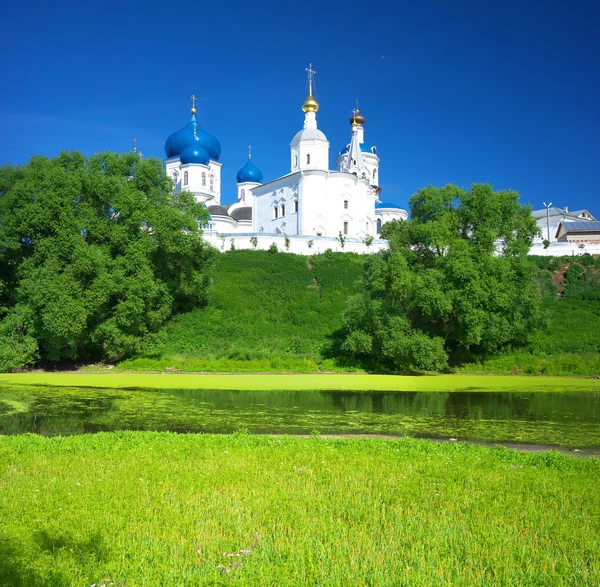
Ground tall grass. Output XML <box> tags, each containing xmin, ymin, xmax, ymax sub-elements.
<box><xmin>1</xmin><ymin>433</ymin><xmax>598</xmax><ymax>586</ymax></box>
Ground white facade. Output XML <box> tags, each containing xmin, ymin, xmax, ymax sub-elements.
<box><xmin>165</xmin><ymin>157</ymin><xmax>223</xmax><ymax>205</ymax></box>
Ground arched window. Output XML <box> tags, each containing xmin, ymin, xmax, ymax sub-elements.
<box><xmin>373</xmin><ymin>169</ymin><xmax>377</xmax><ymax>183</ymax></box>
<box><xmin>202</xmin><ymin>172</ymin><xmax>206</xmax><ymax>187</ymax></box>
<box><xmin>376</xmin><ymin>218</ymin><xmax>382</xmax><ymax>234</ymax></box>
<box><xmin>241</xmin><ymin>189</ymin><xmax>245</xmax><ymax>200</ymax></box>
<box><xmin>306</xmin><ymin>153</ymin><xmax>310</xmax><ymax>164</ymax></box>
<box><xmin>210</xmin><ymin>176</ymin><xmax>214</xmax><ymax>191</ymax></box>
<box><xmin>184</xmin><ymin>171</ymin><xmax>188</xmax><ymax>186</ymax></box>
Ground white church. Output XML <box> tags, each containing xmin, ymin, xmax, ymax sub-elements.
<box><xmin>163</xmin><ymin>65</ymin><xmax>407</xmax><ymax>253</ymax></box>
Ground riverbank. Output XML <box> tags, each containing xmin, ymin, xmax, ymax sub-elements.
<box><xmin>0</xmin><ymin>432</ymin><xmax>598</xmax><ymax>586</ymax></box>
<box><xmin>1</xmin><ymin>371</ymin><xmax>597</xmax><ymax>392</ymax></box>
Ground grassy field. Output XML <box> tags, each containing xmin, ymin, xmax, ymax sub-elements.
<box><xmin>1</xmin><ymin>433</ymin><xmax>598</xmax><ymax>586</ymax></box>
<box><xmin>1</xmin><ymin>372</ymin><xmax>597</xmax><ymax>392</ymax></box>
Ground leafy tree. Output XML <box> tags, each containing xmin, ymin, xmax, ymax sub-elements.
<box><xmin>0</xmin><ymin>151</ymin><xmax>214</xmax><ymax>370</ymax></box>
<box><xmin>342</xmin><ymin>184</ymin><xmax>543</xmax><ymax>371</ymax></box>
<box><xmin>250</xmin><ymin>236</ymin><xmax>258</xmax><ymax>249</ymax></box>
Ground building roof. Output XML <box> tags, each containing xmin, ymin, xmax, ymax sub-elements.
<box><xmin>206</xmin><ymin>205</ymin><xmax>230</xmax><ymax>217</ymax></box>
<box><xmin>376</xmin><ymin>202</ymin><xmax>404</xmax><ymax>209</ymax></box>
<box><xmin>230</xmin><ymin>206</ymin><xmax>253</xmax><ymax>221</ymax></box>
<box><xmin>532</xmin><ymin>207</ymin><xmax>595</xmax><ymax>220</ymax></box>
<box><xmin>557</xmin><ymin>221</ymin><xmax>600</xmax><ymax>233</ymax></box>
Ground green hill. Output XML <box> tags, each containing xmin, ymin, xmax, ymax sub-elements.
<box><xmin>119</xmin><ymin>250</ymin><xmax>365</xmax><ymax>372</ymax></box>
<box><xmin>119</xmin><ymin>251</ymin><xmax>600</xmax><ymax>375</ymax></box>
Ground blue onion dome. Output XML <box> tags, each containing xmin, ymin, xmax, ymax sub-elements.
<box><xmin>196</xmin><ymin>125</ymin><xmax>221</xmax><ymax>161</ymax></box>
<box><xmin>180</xmin><ymin>135</ymin><xmax>210</xmax><ymax>165</ymax></box>
<box><xmin>236</xmin><ymin>157</ymin><xmax>263</xmax><ymax>183</ymax></box>
<box><xmin>165</xmin><ymin>115</ymin><xmax>196</xmax><ymax>158</ymax></box>
<box><xmin>164</xmin><ymin>112</ymin><xmax>222</xmax><ymax>161</ymax></box>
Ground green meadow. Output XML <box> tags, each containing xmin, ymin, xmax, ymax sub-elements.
<box><xmin>1</xmin><ymin>433</ymin><xmax>599</xmax><ymax>587</ymax></box>
<box><xmin>1</xmin><ymin>372</ymin><xmax>596</xmax><ymax>392</ymax></box>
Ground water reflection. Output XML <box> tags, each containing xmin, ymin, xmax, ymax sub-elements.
<box><xmin>0</xmin><ymin>386</ymin><xmax>598</xmax><ymax>448</ymax></box>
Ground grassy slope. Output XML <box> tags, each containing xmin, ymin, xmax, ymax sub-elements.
<box><xmin>118</xmin><ymin>251</ymin><xmax>600</xmax><ymax>375</ymax></box>
<box><xmin>120</xmin><ymin>250</ymin><xmax>364</xmax><ymax>372</ymax></box>
<box><xmin>1</xmin><ymin>433</ymin><xmax>599</xmax><ymax>586</ymax></box>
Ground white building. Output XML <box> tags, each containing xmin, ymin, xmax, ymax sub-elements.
<box><xmin>162</xmin><ymin>68</ymin><xmax>407</xmax><ymax>253</ymax></box>
<box><xmin>532</xmin><ymin>206</ymin><xmax>596</xmax><ymax>244</ymax></box>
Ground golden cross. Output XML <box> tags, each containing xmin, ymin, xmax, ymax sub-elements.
<box><xmin>191</xmin><ymin>94</ymin><xmax>197</xmax><ymax>109</ymax></box>
<box><xmin>306</xmin><ymin>63</ymin><xmax>316</xmax><ymax>94</ymax></box>
<box><xmin>248</xmin><ymin>144</ymin><xmax>252</xmax><ymax>159</ymax></box>
<box><xmin>133</xmin><ymin>137</ymin><xmax>137</xmax><ymax>152</ymax></box>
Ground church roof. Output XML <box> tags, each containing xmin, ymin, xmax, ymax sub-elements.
<box><xmin>376</xmin><ymin>202</ymin><xmax>403</xmax><ymax>209</ymax></box>
<box><xmin>339</xmin><ymin>144</ymin><xmax>375</xmax><ymax>156</ymax></box>
<box><xmin>291</xmin><ymin>127</ymin><xmax>327</xmax><ymax>145</ymax></box>
<box><xmin>206</xmin><ymin>205</ymin><xmax>230</xmax><ymax>217</ymax></box>
<box><xmin>230</xmin><ymin>207</ymin><xmax>253</xmax><ymax>221</ymax></box>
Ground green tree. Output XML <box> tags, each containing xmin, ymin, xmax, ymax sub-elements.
<box><xmin>342</xmin><ymin>184</ymin><xmax>542</xmax><ymax>371</ymax></box>
<box><xmin>0</xmin><ymin>151</ymin><xmax>214</xmax><ymax>371</ymax></box>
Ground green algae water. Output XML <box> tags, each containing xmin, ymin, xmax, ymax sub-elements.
<box><xmin>1</xmin><ymin>385</ymin><xmax>599</xmax><ymax>448</ymax></box>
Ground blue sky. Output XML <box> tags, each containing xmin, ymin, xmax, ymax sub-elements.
<box><xmin>2</xmin><ymin>0</ymin><xmax>599</xmax><ymax>213</ymax></box>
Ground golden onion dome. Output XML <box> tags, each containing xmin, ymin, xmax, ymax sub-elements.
<box><xmin>350</xmin><ymin>110</ymin><xmax>365</xmax><ymax>126</ymax></box>
<box><xmin>302</xmin><ymin>94</ymin><xmax>319</xmax><ymax>113</ymax></box>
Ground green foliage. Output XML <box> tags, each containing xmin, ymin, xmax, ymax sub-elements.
<box><xmin>283</xmin><ymin>233</ymin><xmax>290</xmax><ymax>250</ymax></box>
<box><xmin>1</xmin><ymin>433</ymin><xmax>599</xmax><ymax>585</ymax></box>
<box><xmin>462</xmin><ymin>256</ymin><xmax>600</xmax><ymax>375</ymax></box>
<box><xmin>249</xmin><ymin>235</ymin><xmax>258</xmax><ymax>249</ymax></box>
<box><xmin>0</xmin><ymin>152</ymin><xmax>214</xmax><ymax>370</ymax></box>
<box><xmin>122</xmin><ymin>250</ymin><xmax>364</xmax><ymax>372</ymax></box>
<box><xmin>341</xmin><ymin>184</ymin><xmax>542</xmax><ymax>371</ymax></box>
<box><xmin>267</xmin><ymin>242</ymin><xmax>278</xmax><ymax>254</ymax></box>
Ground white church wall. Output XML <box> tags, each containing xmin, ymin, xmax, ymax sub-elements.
<box><xmin>253</xmin><ymin>177</ymin><xmax>300</xmax><ymax>235</ymax></box>
<box><xmin>323</xmin><ymin>174</ymin><xmax>377</xmax><ymax>238</ymax></box>
<box><xmin>203</xmin><ymin>232</ymin><xmax>388</xmax><ymax>255</ymax></box>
